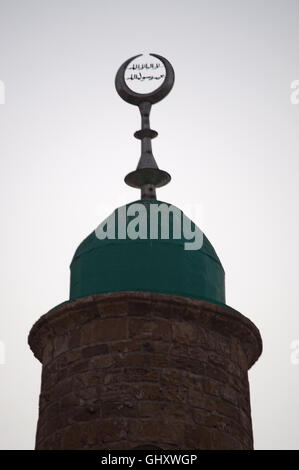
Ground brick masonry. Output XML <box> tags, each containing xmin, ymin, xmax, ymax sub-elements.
<box><xmin>28</xmin><ymin>292</ymin><xmax>262</xmax><ymax>450</ymax></box>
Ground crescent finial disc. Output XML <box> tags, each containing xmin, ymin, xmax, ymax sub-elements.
<box><xmin>115</xmin><ymin>53</ymin><xmax>175</xmax><ymax>106</ymax></box>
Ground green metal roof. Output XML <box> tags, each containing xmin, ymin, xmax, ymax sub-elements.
<box><xmin>70</xmin><ymin>200</ymin><xmax>225</xmax><ymax>305</ymax></box>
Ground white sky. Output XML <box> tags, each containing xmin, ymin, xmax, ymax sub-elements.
<box><xmin>0</xmin><ymin>0</ymin><xmax>299</xmax><ymax>449</ymax></box>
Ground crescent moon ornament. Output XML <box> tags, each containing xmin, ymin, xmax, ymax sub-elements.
<box><xmin>115</xmin><ymin>54</ymin><xmax>175</xmax><ymax>199</ymax></box>
<box><xmin>115</xmin><ymin>53</ymin><xmax>175</xmax><ymax>105</ymax></box>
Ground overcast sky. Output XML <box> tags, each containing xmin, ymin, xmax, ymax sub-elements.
<box><xmin>0</xmin><ymin>0</ymin><xmax>299</xmax><ymax>449</ymax></box>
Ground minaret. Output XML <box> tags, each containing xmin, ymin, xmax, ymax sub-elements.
<box><xmin>29</xmin><ymin>54</ymin><xmax>262</xmax><ymax>450</ymax></box>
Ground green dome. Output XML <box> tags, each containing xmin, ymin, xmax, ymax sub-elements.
<box><xmin>70</xmin><ymin>200</ymin><xmax>225</xmax><ymax>305</ymax></box>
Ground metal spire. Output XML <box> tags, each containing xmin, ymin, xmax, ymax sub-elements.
<box><xmin>115</xmin><ymin>54</ymin><xmax>175</xmax><ymax>200</ymax></box>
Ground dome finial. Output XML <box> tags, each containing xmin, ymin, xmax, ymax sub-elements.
<box><xmin>115</xmin><ymin>53</ymin><xmax>174</xmax><ymax>199</ymax></box>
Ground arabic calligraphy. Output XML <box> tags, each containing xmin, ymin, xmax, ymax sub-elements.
<box><xmin>126</xmin><ymin>62</ymin><xmax>165</xmax><ymax>83</ymax></box>
<box><xmin>126</xmin><ymin>73</ymin><xmax>165</xmax><ymax>82</ymax></box>
<box><xmin>127</xmin><ymin>63</ymin><xmax>162</xmax><ymax>71</ymax></box>
<box><xmin>124</xmin><ymin>56</ymin><xmax>166</xmax><ymax>93</ymax></box>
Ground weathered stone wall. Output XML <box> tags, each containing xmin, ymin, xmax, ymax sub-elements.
<box><xmin>28</xmin><ymin>292</ymin><xmax>262</xmax><ymax>450</ymax></box>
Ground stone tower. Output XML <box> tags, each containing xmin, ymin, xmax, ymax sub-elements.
<box><xmin>29</xmin><ymin>55</ymin><xmax>262</xmax><ymax>450</ymax></box>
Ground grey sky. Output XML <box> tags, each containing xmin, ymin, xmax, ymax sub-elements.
<box><xmin>0</xmin><ymin>0</ymin><xmax>298</xmax><ymax>449</ymax></box>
